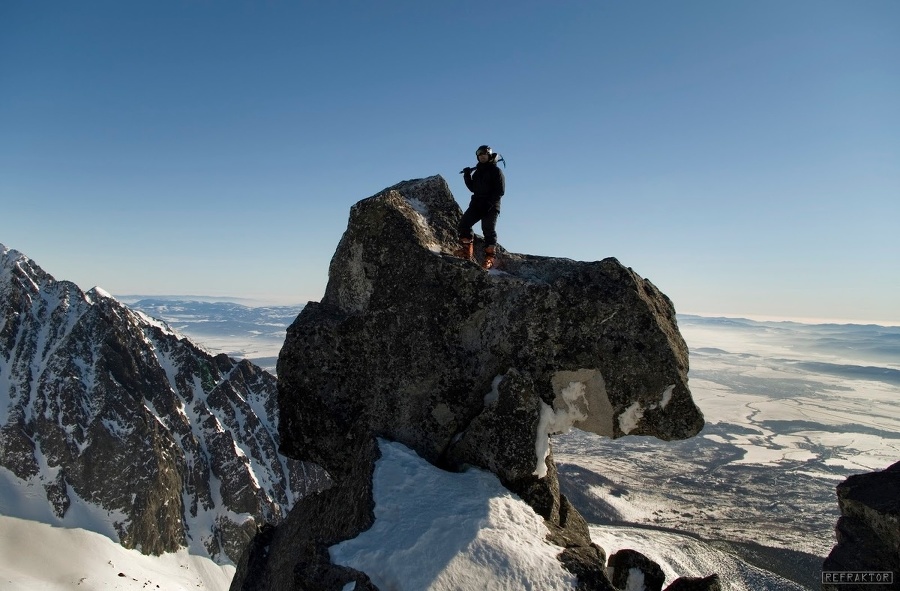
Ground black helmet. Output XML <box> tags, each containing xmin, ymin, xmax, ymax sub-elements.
<box><xmin>475</xmin><ymin>145</ymin><xmax>493</xmax><ymax>157</ymax></box>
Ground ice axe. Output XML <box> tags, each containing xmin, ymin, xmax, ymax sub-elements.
<box><xmin>459</xmin><ymin>154</ymin><xmax>505</xmax><ymax>174</ymax></box>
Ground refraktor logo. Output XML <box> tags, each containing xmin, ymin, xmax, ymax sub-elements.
<box><xmin>822</xmin><ymin>571</ymin><xmax>894</xmax><ymax>585</ymax></box>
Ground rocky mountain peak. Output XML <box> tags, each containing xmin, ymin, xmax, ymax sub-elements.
<box><xmin>231</xmin><ymin>176</ymin><xmax>707</xmax><ymax>590</ymax></box>
<box><xmin>0</xmin><ymin>243</ymin><xmax>327</xmax><ymax>564</ymax></box>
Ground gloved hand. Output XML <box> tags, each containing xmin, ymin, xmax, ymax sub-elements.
<box><xmin>459</xmin><ymin>167</ymin><xmax>472</xmax><ymax>175</ymax></box>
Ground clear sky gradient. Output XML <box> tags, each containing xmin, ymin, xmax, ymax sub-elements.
<box><xmin>2</xmin><ymin>1</ymin><xmax>898</xmax><ymax>323</ymax></box>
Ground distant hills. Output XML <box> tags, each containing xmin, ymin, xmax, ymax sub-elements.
<box><xmin>123</xmin><ymin>297</ymin><xmax>304</xmax><ymax>374</ymax></box>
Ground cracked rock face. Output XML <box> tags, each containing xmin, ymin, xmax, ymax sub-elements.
<box><xmin>279</xmin><ymin>176</ymin><xmax>702</xmax><ymax>471</ymax></box>
<box><xmin>0</xmin><ymin>244</ymin><xmax>328</xmax><ymax>564</ymax></box>
<box><xmin>233</xmin><ymin>175</ymin><xmax>704</xmax><ymax>590</ymax></box>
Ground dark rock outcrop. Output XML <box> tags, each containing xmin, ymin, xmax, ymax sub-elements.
<box><xmin>0</xmin><ymin>244</ymin><xmax>328</xmax><ymax>564</ymax></box>
<box><xmin>232</xmin><ymin>175</ymin><xmax>705</xmax><ymax>589</ymax></box>
<box><xmin>663</xmin><ymin>574</ymin><xmax>722</xmax><ymax>591</ymax></box>
<box><xmin>823</xmin><ymin>460</ymin><xmax>900</xmax><ymax>590</ymax></box>
<box><xmin>231</xmin><ymin>435</ymin><xmax>381</xmax><ymax>591</ymax></box>
<box><xmin>608</xmin><ymin>549</ymin><xmax>666</xmax><ymax>591</ymax></box>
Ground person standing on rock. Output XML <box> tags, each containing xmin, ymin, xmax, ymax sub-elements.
<box><xmin>455</xmin><ymin>144</ymin><xmax>505</xmax><ymax>270</ymax></box>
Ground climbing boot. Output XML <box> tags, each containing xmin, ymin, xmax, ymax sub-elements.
<box><xmin>482</xmin><ymin>245</ymin><xmax>496</xmax><ymax>270</ymax></box>
<box><xmin>454</xmin><ymin>238</ymin><xmax>474</xmax><ymax>261</ymax></box>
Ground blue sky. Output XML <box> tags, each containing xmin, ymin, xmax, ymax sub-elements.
<box><xmin>2</xmin><ymin>1</ymin><xmax>898</xmax><ymax>323</ymax></box>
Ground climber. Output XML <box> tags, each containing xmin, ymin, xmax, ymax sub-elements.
<box><xmin>455</xmin><ymin>144</ymin><xmax>506</xmax><ymax>270</ymax></box>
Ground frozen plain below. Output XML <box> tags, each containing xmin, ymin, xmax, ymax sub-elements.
<box><xmin>555</xmin><ymin>315</ymin><xmax>900</xmax><ymax>590</ymax></box>
<box><xmin>4</xmin><ymin>300</ymin><xmax>898</xmax><ymax>590</ymax></box>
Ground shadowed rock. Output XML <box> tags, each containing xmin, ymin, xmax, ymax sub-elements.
<box><xmin>608</xmin><ymin>549</ymin><xmax>666</xmax><ymax>591</ymax></box>
<box><xmin>233</xmin><ymin>175</ymin><xmax>705</xmax><ymax>590</ymax></box>
<box><xmin>663</xmin><ymin>574</ymin><xmax>722</xmax><ymax>591</ymax></box>
<box><xmin>823</xmin><ymin>460</ymin><xmax>900</xmax><ymax>591</ymax></box>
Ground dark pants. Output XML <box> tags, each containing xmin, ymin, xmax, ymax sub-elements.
<box><xmin>459</xmin><ymin>199</ymin><xmax>501</xmax><ymax>247</ymax></box>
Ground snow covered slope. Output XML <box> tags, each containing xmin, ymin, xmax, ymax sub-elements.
<box><xmin>327</xmin><ymin>439</ymin><xmax>803</xmax><ymax>590</ymax></box>
<box><xmin>0</xmin><ymin>515</ymin><xmax>234</xmax><ymax>591</ymax></box>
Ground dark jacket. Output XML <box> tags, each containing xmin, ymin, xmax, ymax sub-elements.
<box><xmin>464</xmin><ymin>161</ymin><xmax>505</xmax><ymax>203</ymax></box>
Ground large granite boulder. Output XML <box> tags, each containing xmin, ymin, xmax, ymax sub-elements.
<box><xmin>823</xmin><ymin>461</ymin><xmax>900</xmax><ymax>590</ymax></box>
<box><xmin>231</xmin><ymin>175</ymin><xmax>705</xmax><ymax>590</ymax></box>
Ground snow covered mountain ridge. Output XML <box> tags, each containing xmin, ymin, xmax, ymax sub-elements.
<box><xmin>0</xmin><ymin>243</ymin><xmax>327</xmax><ymax>564</ymax></box>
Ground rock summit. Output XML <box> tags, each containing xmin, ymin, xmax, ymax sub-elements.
<box><xmin>231</xmin><ymin>175</ymin><xmax>707</xmax><ymax>590</ymax></box>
